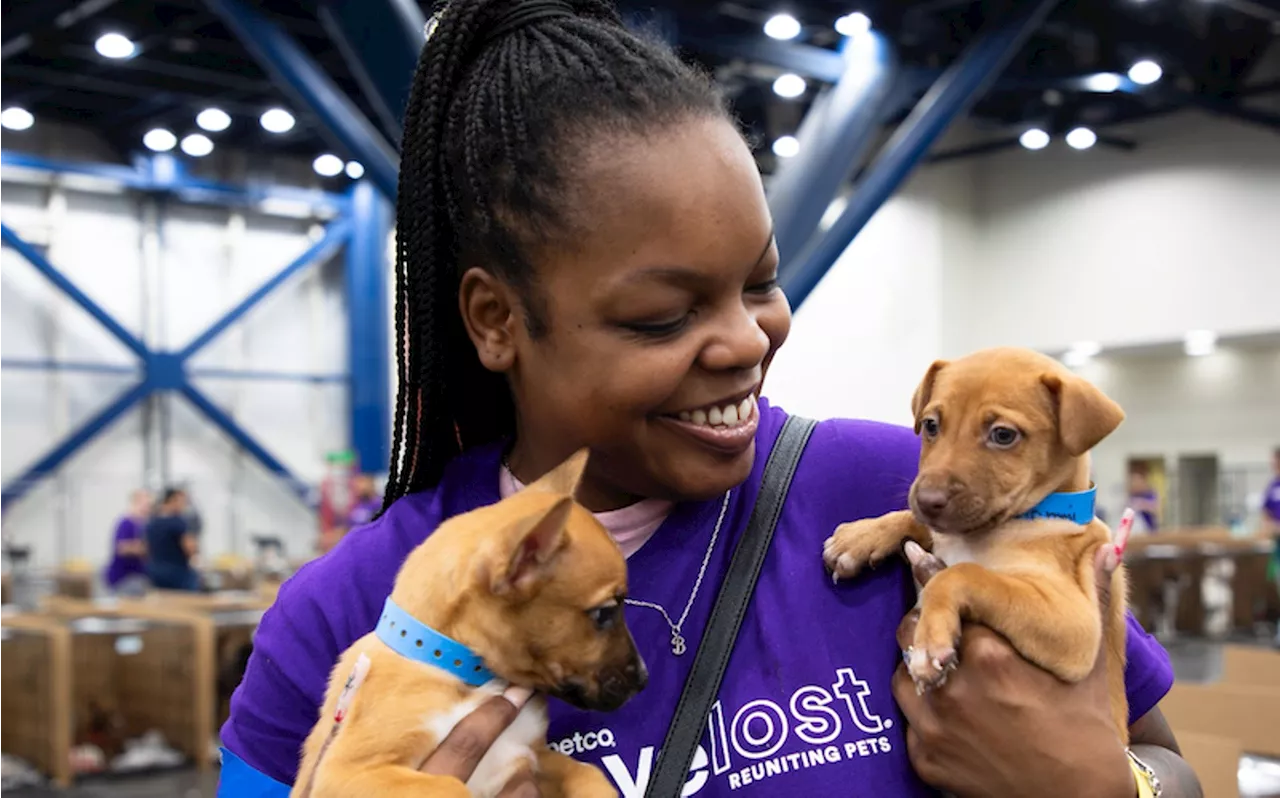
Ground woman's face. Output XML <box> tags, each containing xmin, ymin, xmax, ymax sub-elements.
<box><xmin>468</xmin><ymin>116</ymin><xmax>790</xmax><ymax>510</ymax></box>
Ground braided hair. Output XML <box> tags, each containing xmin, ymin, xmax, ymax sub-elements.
<box><xmin>383</xmin><ymin>0</ymin><xmax>728</xmax><ymax>509</ymax></box>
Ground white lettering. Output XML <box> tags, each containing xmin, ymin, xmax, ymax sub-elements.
<box><xmin>598</xmin><ymin>729</ymin><xmax>616</xmax><ymax>748</ymax></box>
<box><xmin>823</xmin><ymin>745</ymin><xmax>841</xmax><ymax>763</ymax></box>
<box><xmin>708</xmin><ymin>700</ymin><xmax>732</xmax><ymax>775</ymax></box>
<box><xmin>731</xmin><ymin>700</ymin><xmax>788</xmax><ymax>760</ymax></box>
<box><xmin>789</xmin><ymin>685</ymin><xmax>842</xmax><ymax>745</ymax></box>
<box><xmin>601</xmin><ymin>746</ymin><xmax>653</xmax><ymax>798</ymax></box>
<box><xmin>728</xmin><ymin>772</ymin><xmax>742</xmax><ymax>790</ymax></box>
<box><xmin>832</xmin><ymin>667</ymin><xmax>886</xmax><ymax>734</ymax></box>
<box><xmin>682</xmin><ymin>745</ymin><xmax>709</xmax><ymax>797</ymax></box>
<box><xmin>583</xmin><ymin>732</ymin><xmax>598</xmax><ymax>751</ymax></box>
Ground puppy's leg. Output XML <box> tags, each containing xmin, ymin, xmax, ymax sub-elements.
<box><xmin>310</xmin><ymin>763</ymin><xmax>472</xmax><ymax>798</ymax></box>
<box><xmin>535</xmin><ymin>749</ymin><xmax>618</xmax><ymax>798</ymax></box>
<box><xmin>908</xmin><ymin>563</ymin><xmax>1100</xmax><ymax>691</ymax></box>
<box><xmin>824</xmin><ymin>510</ymin><xmax>932</xmax><ymax>581</ymax></box>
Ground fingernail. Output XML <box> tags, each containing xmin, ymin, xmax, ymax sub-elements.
<box><xmin>502</xmin><ymin>686</ymin><xmax>533</xmax><ymax>709</ymax></box>
<box><xmin>903</xmin><ymin>541</ymin><xmax>926</xmax><ymax>565</ymax></box>
<box><xmin>1102</xmin><ymin>546</ymin><xmax>1119</xmax><ymax>573</ymax></box>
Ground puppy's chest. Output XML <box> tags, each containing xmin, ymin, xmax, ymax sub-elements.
<box><xmin>422</xmin><ymin>690</ymin><xmax>548</xmax><ymax>798</ymax></box>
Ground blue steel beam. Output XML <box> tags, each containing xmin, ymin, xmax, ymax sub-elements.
<box><xmin>781</xmin><ymin>0</ymin><xmax>1062</xmax><ymax>309</ymax></box>
<box><xmin>203</xmin><ymin>0</ymin><xmax>400</xmax><ymax>199</ymax></box>
<box><xmin>345</xmin><ymin>181</ymin><xmax>392</xmax><ymax>475</ymax></box>
<box><xmin>1</xmin><ymin>382</ymin><xmax>150</xmax><ymax>512</ymax></box>
<box><xmin>178</xmin><ymin>218</ymin><xmax>352</xmax><ymax>360</ymax></box>
<box><xmin>1</xmin><ymin>223</ymin><xmax>149</xmax><ymax>359</ymax></box>
<box><xmin>189</xmin><ymin>367</ymin><xmax>348</xmax><ymax>384</ymax></box>
<box><xmin>768</xmin><ymin>32</ymin><xmax>897</xmax><ymax>265</ymax></box>
<box><xmin>1</xmin><ymin>359</ymin><xmax>138</xmax><ymax>376</ymax></box>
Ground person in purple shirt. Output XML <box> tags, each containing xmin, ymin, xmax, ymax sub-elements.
<box><xmin>221</xmin><ymin>3</ymin><xmax>1200</xmax><ymax>796</ymax></box>
<box><xmin>343</xmin><ymin>475</ymin><xmax>382</xmax><ymax>530</ymax></box>
<box><xmin>104</xmin><ymin>489</ymin><xmax>151</xmax><ymax>593</ymax></box>
<box><xmin>1128</xmin><ymin>469</ymin><xmax>1162</xmax><ymax>533</ymax></box>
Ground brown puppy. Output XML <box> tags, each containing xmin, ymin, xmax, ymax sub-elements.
<box><xmin>822</xmin><ymin>347</ymin><xmax>1131</xmax><ymax>741</ymax></box>
<box><xmin>293</xmin><ymin>450</ymin><xmax>646</xmax><ymax>798</ymax></box>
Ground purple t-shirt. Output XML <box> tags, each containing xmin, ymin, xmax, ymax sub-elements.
<box><xmin>345</xmin><ymin>497</ymin><xmax>381</xmax><ymax>529</ymax></box>
<box><xmin>1264</xmin><ymin>477</ymin><xmax>1280</xmax><ymax>522</ymax></box>
<box><xmin>105</xmin><ymin>516</ymin><xmax>146</xmax><ymax>587</ymax></box>
<box><xmin>222</xmin><ymin>400</ymin><xmax>1174</xmax><ymax>796</ymax></box>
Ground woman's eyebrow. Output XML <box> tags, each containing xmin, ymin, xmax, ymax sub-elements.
<box><xmin>619</xmin><ymin>227</ymin><xmax>779</xmax><ymax>288</ymax></box>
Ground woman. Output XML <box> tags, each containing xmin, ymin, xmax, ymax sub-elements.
<box><xmin>222</xmin><ymin>2</ymin><xmax>1199</xmax><ymax>795</ymax></box>
<box><xmin>145</xmin><ymin>488</ymin><xmax>200</xmax><ymax>592</ymax></box>
<box><xmin>104</xmin><ymin>489</ymin><xmax>151</xmax><ymax>594</ymax></box>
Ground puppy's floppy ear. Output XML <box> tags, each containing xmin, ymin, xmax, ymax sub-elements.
<box><xmin>490</xmin><ymin>495</ymin><xmax>573</xmax><ymax>596</ymax></box>
<box><xmin>526</xmin><ymin>448</ymin><xmax>590</xmax><ymax>497</ymax></box>
<box><xmin>911</xmin><ymin>360</ymin><xmax>948</xmax><ymax>434</ymax></box>
<box><xmin>1041</xmin><ymin>373</ymin><xmax>1125</xmax><ymax>456</ymax></box>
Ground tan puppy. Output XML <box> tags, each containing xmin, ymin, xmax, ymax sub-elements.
<box><xmin>822</xmin><ymin>347</ymin><xmax>1131</xmax><ymax>741</ymax></box>
<box><xmin>294</xmin><ymin>450</ymin><xmax>647</xmax><ymax>798</ymax></box>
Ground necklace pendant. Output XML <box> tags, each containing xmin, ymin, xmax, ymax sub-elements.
<box><xmin>671</xmin><ymin>631</ymin><xmax>687</xmax><ymax>656</ymax></box>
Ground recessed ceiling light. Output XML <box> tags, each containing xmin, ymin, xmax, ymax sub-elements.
<box><xmin>834</xmin><ymin>12</ymin><xmax>871</xmax><ymax>37</ymax></box>
<box><xmin>1065</xmin><ymin>126</ymin><xmax>1097</xmax><ymax>150</ymax></box>
<box><xmin>313</xmin><ymin>154</ymin><xmax>344</xmax><ymax>177</ymax></box>
<box><xmin>180</xmin><ymin>133</ymin><xmax>214</xmax><ymax>157</ymax></box>
<box><xmin>1019</xmin><ymin>128</ymin><xmax>1050</xmax><ymax>150</ymax></box>
<box><xmin>95</xmin><ymin>32</ymin><xmax>136</xmax><ymax>59</ymax></box>
<box><xmin>196</xmin><ymin>108</ymin><xmax>231</xmax><ymax>132</ymax></box>
<box><xmin>1084</xmin><ymin>72</ymin><xmax>1123</xmax><ymax>93</ymax></box>
<box><xmin>772</xmin><ymin>73</ymin><xmax>806</xmax><ymax>98</ymax></box>
<box><xmin>345</xmin><ymin>161</ymin><xmax>365</xmax><ymax>179</ymax></box>
<box><xmin>772</xmin><ymin>135</ymin><xmax>800</xmax><ymax>158</ymax></box>
<box><xmin>1128</xmin><ymin>59</ymin><xmax>1163</xmax><ymax>86</ymax></box>
<box><xmin>1</xmin><ymin>107</ymin><xmax>34</xmax><ymax>131</ymax></box>
<box><xmin>764</xmin><ymin>13</ymin><xmax>802</xmax><ymax>41</ymax></box>
<box><xmin>1184</xmin><ymin>330</ymin><xmax>1217</xmax><ymax>357</ymax></box>
<box><xmin>260</xmin><ymin>107</ymin><xmax>296</xmax><ymax>134</ymax></box>
<box><xmin>143</xmin><ymin>128</ymin><xmax>177</xmax><ymax>152</ymax></box>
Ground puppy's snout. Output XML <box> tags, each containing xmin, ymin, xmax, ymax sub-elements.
<box><xmin>914</xmin><ymin>487</ymin><xmax>951</xmax><ymax>519</ymax></box>
<box><xmin>626</xmin><ymin>654</ymin><xmax>648</xmax><ymax>692</ymax></box>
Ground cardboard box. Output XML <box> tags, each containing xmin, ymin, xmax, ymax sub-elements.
<box><xmin>1173</xmin><ymin>732</ymin><xmax>1241</xmax><ymax>798</ymax></box>
<box><xmin>1</xmin><ymin>614</ymin><xmax>73</xmax><ymax>787</ymax></box>
<box><xmin>1160</xmin><ymin>682</ymin><xmax>1280</xmax><ymax>758</ymax></box>
<box><xmin>1221</xmin><ymin>645</ymin><xmax>1280</xmax><ymax>690</ymax></box>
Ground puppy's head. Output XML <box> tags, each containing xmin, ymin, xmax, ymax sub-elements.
<box><xmin>417</xmin><ymin>449</ymin><xmax>645</xmax><ymax>712</ymax></box>
<box><xmin>907</xmin><ymin>347</ymin><xmax>1124</xmax><ymax>534</ymax></box>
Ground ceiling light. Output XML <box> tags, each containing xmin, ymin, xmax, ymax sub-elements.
<box><xmin>1184</xmin><ymin>329</ymin><xmax>1217</xmax><ymax>357</ymax></box>
<box><xmin>196</xmin><ymin>107</ymin><xmax>231</xmax><ymax>132</ymax></box>
<box><xmin>764</xmin><ymin>13</ymin><xmax>802</xmax><ymax>41</ymax></box>
<box><xmin>180</xmin><ymin>133</ymin><xmax>214</xmax><ymax>157</ymax></box>
<box><xmin>772</xmin><ymin>73</ymin><xmax>807</xmax><ymax>98</ymax></box>
<box><xmin>1084</xmin><ymin>72</ymin><xmax>1123</xmax><ymax>93</ymax></box>
<box><xmin>260</xmin><ymin>107</ymin><xmax>296</xmax><ymax>134</ymax></box>
<box><xmin>1063</xmin><ymin>341</ymin><xmax>1101</xmax><ymax>368</ymax></box>
<box><xmin>95</xmin><ymin>32</ymin><xmax>136</xmax><ymax>59</ymax></box>
<box><xmin>772</xmin><ymin>135</ymin><xmax>800</xmax><ymax>158</ymax></box>
<box><xmin>143</xmin><ymin>128</ymin><xmax>177</xmax><ymax>152</ymax></box>
<box><xmin>1128</xmin><ymin>59</ymin><xmax>1163</xmax><ymax>86</ymax></box>
<box><xmin>1066</xmin><ymin>126</ymin><xmax>1097</xmax><ymax>150</ymax></box>
<box><xmin>345</xmin><ymin>161</ymin><xmax>364</xmax><ymax>179</ymax></box>
<box><xmin>313</xmin><ymin>154</ymin><xmax>344</xmax><ymax>177</ymax></box>
<box><xmin>1019</xmin><ymin>128</ymin><xmax>1050</xmax><ymax>150</ymax></box>
<box><xmin>834</xmin><ymin>12</ymin><xmax>871</xmax><ymax>37</ymax></box>
<box><xmin>1</xmin><ymin>107</ymin><xmax>34</xmax><ymax>131</ymax></box>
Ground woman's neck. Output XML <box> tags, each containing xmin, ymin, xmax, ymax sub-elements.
<box><xmin>506</xmin><ymin>442</ymin><xmax>646</xmax><ymax>513</ymax></box>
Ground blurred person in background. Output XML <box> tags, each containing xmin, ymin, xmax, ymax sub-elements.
<box><xmin>145</xmin><ymin>487</ymin><xmax>200</xmax><ymax>591</ymax></box>
<box><xmin>1128</xmin><ymin>467</ymin><xmax>1161</xmax><ymax>533</ymax></box>
<box><xmin>1263</xmin><ymin>448</ymin><xmax>1280</xmax><ymax>538</ymax></box>
<box><xmin>344</xmin><ymin>474</ymin><xmax>381</xmax><ymax>529</ymax></box>
<box><xmin>103</xmin><ymin>489</ymin><xmax>151</xmax><ymax>594</ymax></box>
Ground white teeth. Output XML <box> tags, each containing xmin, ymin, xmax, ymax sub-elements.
<box><xmin>739</xmin><ymin>397</ymin><xmax>753</xmax><ymax>421</ymax></box>
<box><xmin>691</xmin><ymin>409</ymin><xmax>707</xmax><ymax>426</ymax></box>
<box><xmin>722</xmin><ymin>403</ymin><xmax>739</xmax><ymax>426</ymax></box>
<box><xmin>708</xmin><ymin>406</ymin><xmax>723</xmax><ymax>426</ymax></box>
<box><xmin>678</xmin><ymin>395</ymin><xmax>758</xmax><ymax>429</ymax></box>
<box><xmin>679</xmin><ymin>411</ymin><xmax>691</xmax><ymax>422</ymax></box>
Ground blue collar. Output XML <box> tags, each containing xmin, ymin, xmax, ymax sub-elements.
<box><xmin>375</xmin><ymin>597</ymin><xmax>496</xmax><ymax>686</ymax></box>
<box><xmin>1017</xmin><ymin>486</ymin><xmax>1096</xmax><ymax>525</ymax></box>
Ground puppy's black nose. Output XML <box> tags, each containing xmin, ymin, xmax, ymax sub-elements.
<box><xmin>915</xmin><ymin>487</ymin><xmax>950</xmax><ymax>518</ymax></box>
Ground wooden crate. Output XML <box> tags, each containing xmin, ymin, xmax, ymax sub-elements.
<box><xmin>1</xmin><ymin>614</ymin><xmax>73</xmax><ymax>787</ymax></box>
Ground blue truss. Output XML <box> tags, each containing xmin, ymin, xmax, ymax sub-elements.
<box><xmin>0</xmin><ymin>153</ymin><xmax>390</xmax><ymax>512</ymax></box>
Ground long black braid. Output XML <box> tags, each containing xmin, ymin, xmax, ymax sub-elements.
<box><xmin>382</xmin><ymin>0</ymin><xmax>727</xmax><ymax>510</ymax></box>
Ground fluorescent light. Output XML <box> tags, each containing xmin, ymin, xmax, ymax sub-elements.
<box><xmin>313</xmin><ymin>154</ymin><xmax>344</xmax><ymax>177</ymax></box>
<box><xmin>835</xmin><ymin>12</ymin><xmax>871</xmax><ymax>37</ymax></box>
<box><xmin>1184</xmin><ymin>330</ymin><xmax>1217</xmax><ymax>357</ymax></box>
<box><xmin>1</xmin><ymin>107</ymin><xmax>34</xmax><ymax>131</ymax></box>
<box><xmin>1071</xmin><ymin>341</ymin><xmax>1102</xmax><ymax>358</ymax></box>
<box><xmin>180</xmin><ymin>133</ymin><xmax>214</xmax><ymax>157</ymax></box>
<box><xmin>345</xmin><ymin>161</ymin><xmax>364</xmax><ymax>179</ymax></box>
<box><xmin>1128</xmin><ymin>59</ymin><xmax>1162</xmax><ymax>86</ymax></box>
<box><xmin>1019</xmin><ymin>128</ymin><xmax>1050</xmax><ymax>150</ymax></box>
<box><xmin>95</xmin><ymin>32</ymin><xmax>136</xmax><ymax>59</ymax></box>
<box><xmin>764</xmin><ymin>13</ymin><xmax>802</xmax><ymax>40</ymax></box>
<box><xmin>1084</xmin><ymin>72</ymin><xmax>1123</xmax><ymax>93</ymax></box>
<box><xmin>1066</xmin><ymin>126</ymin><xmax>1097</xmax><ymax>150</ymax></box>
<box><xmin>143</xmin><ymin>128</ymin><xmax>177</xmax><ymax>152</ymax></box>
<box><xmin>260</xmin><ymin>107</ymin><xmax>296</xmax><ymax>134</ymax></box>
<box><xmin>772</xmin><ymin>135</ymin><xmax>800</xmax><ymax>158</ymax></box>
<box><xmin>196</xmin><ymin>107</ymin><xmax>231</xmax><ymax>132</ymax></box>
<box><xmin>772</xmin><ymin>73</ymin><xmax>806</xmax><ymax>98</ymax></box>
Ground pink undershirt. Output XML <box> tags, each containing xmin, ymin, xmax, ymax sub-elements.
<box><xmin>499</xmin><ymin>466</ymin><xmax>672</xmax><ymax>559</ymax></box>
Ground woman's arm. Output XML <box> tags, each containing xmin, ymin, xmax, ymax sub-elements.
<box><xmin>1129</xmin><ymin>707</ymin><xmax>1203</xmax><ymax>798</ymax></box>
<box><xmin>117</xmin><ymin>538</ymin><xmax>147</xmax><ymax>557</ymax></box>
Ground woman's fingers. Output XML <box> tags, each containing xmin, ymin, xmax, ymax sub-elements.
<box><xmin>419</xmin><ymin>687</ymin><xmax>533</xmax><ymax>780</ymax></box>
<box><xmin>904</xmin><ymin>541</ymin><xmax>945</xmax><ymax>587</ymax></box>
<box><xmin>496</xmin><ymin>760</ymin><xmax>542</xmax><ymax>798</ymax></box>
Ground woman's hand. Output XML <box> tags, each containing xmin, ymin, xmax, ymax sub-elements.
<box><xmin>894</xmin><ymin>544</ymin><xmax>1135</xmax><ymax>798</ymax></box>
<box><xmin>418</xmin><ymin>687</ymin><xmax>542</xmax><ymax>797</ymax></box>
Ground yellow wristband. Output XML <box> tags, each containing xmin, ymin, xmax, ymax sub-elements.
<box><xmin>1127</xmin><ymin>749</ymin><xmax>1161</xmax><ymax>798</ymax></box>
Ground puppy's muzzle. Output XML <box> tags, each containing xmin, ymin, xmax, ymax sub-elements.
<box><xmin>552</xmin><ymin>653</ymin><xmax>648</xmax><ymax>712</ymax></box>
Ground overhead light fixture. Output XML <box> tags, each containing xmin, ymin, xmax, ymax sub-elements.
<box><xmin>1084</xmin><ymin>72</ymin><xmax>1123</xmax><ymax>93</ymax></box>
<box><xmin>345</xmin><ymin>161</ymin><xmax>365</xmax><ymax>179</ymax></box>
<box><xmin>180</xmin><ymin>133</ymin><xmax>214</xmax><ymax>157</ymax></box>
<box><xmin>764</xmin><ymin>13</ymin><xmax>802</xmax><ymax>41</ymax></box>
<box><xmin>1</xmin><ymin>107</ymin><xmax>34</xmax><ymax>131</ymax></box>
<box><xmin>772</xmin><ymin>135</ymin><xmax>800</xmax><ymax>158</ymax></box>
<box><xmin>1019</xmin><ymin>128</ymin><xmax>1050</xmax><ymax>150</ymax></box>
<box><xmin>772</xmin><ymin>73</ymin><xmax>806</xmax><ymax>98</ymax></box>
<box><xmin>196</xmin><ymin>108</ymin><xmax>231</xmax><ymax>132</ymax></box>
<box><xmin>1063</xmin><ymin>340</ymin><xmax>1102</xmax><ymax>368</ymax></box>
<box><xmin>260</xmin><ymin>107</ymin><xmax>296</xmax><ymax>134</ymax></box>
<box><xmin>834</xmin><ymin>11</ymin><xmax>871</xmax><ymax>37</ymax></box>
<box><xmin>1066</xmin><ymin>126</ymin><xmax>1097</xmax><ymax>150</ymax></box>
<box><xmin>1128</xmin><ymin>59</ymin><xmax>1163</xmax><ymax>86</ymax></box>
<box><xmin>143</xmin><ymin>128</ymin><xmax>177</xmax><ymax>152</ymax></box>
<box><xmin>1184</xmin><ymin>329</ymin><xmax>1217</xmax><ymax>357</ymax></box>
<box><xmin>95</xmin><ymin>32</ymin><xmax>136</xmax><ymax>59</ymax></box>
<box><xmin>313</xmin><ymin>154</ymin><xmax>344</xmax><ymax>177</ymax></box>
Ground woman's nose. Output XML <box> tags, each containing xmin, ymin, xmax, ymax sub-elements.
<box><xmin>698</xmin><ymin>304</ymin><xmax>771</xmax><ymax>373</ymax></box>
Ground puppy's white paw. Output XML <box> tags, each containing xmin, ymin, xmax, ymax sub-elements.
<box><xmin>906</xmin><ymin>645</ymin><xmax>958</xmax><ymax>693</ymax></box>
<box><xmin>823</xmin><ymin>520</ymin><xmax>901</xmax><ymax>581</ymax></box>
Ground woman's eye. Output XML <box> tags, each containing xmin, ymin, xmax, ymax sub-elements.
<box><xmin>989</xmin><ymin>426</ymin><xmax>1020</xmax><ymax>447</ymax></box>
<box><xmin>587</xmin><ymin>604</ymin><xmax>620</xmax><ymax>631</ymax></box>
<box><xmin>921</xmin><ymin>418</ymin><xmax>940</xmax><ymax>438</ymax></box>
<box><xmin>622</xmin><ymin>315</ymin><xmax>690</xmax><ymax>338</ymax></box>
<box><xmin>746</xmin><ymin>278</ymin><xmax>779</xmax><ymax>295</ymax></box>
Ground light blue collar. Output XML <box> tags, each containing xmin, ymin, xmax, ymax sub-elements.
<box><xmin>1017</xmin><ymin>486</ymin><xmax>1096</xmax><ymax>525</ymax></box>
<box><xmin>376</xmin><ymin>597</ymin><xmax>495</xmax><ymax>686</ymax></box>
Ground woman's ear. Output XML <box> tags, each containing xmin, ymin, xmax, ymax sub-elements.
<box><xmin>458</xmin><ymin>267</ymin><xmax>518</xmax><ymax>372</ymax></box>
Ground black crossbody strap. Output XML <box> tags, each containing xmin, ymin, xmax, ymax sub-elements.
<box><xmin>643</xmin><ymin>415</ymin><xmax>817</xmax><ymax>798</ymax></box>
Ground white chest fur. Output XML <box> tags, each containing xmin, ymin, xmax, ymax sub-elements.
<box><xmin>422</xmin><ymin>684</ymin><xmax>548</xmax><ymax>798</ymax></box>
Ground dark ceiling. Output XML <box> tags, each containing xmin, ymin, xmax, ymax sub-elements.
<box><xmin>2</xmin><ymin>0</ymin><xmax>1277</xmax><ymax>174</ymax></box>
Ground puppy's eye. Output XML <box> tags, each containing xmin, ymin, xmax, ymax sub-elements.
<box><xmin>587</xmin><ymin>603</ymin><xmax>620</xmax><ymax>631</ymax></box>
<box><xmin>920</xmin><ymin>418</ymin><xmax>940</xmax><ymax>438</ymax></box>
<box><xmin>988</xmin><ymin>426</ymin><xmax>1020</xmax><ymax>448</ymax></box>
